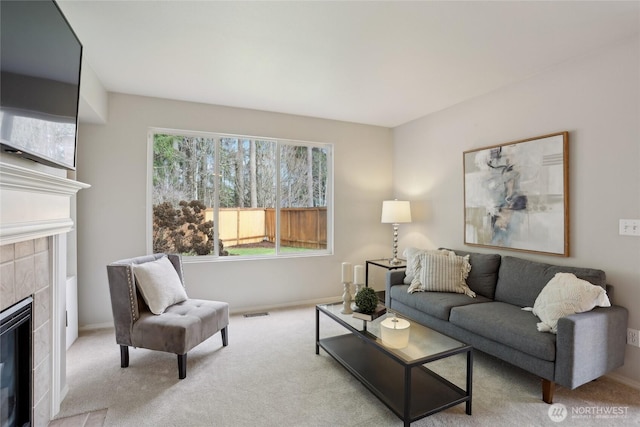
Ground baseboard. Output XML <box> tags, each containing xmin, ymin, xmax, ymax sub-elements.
<box><xmin>606</xmin><ymin>372</ymin><xmax>640</xmax><ymax>391</ymax></box>
<box><xmin>79</xmin><ymin>322</ymin><xmax>114</xmax><ymax>332</ymax></box>
<box><xmin>230</xmin><ymin>295</ymin><xmax>342</xmax><ymax>316</ymax></box>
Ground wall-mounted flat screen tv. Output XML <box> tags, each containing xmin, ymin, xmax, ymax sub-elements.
<box><xmin>0</xmin><ymin>0</ymin><xmax>82</xmax><ymax>170</ymax></box>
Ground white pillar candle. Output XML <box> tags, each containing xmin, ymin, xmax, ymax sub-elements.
<box><xmin>354</xmin><ymin>265</ymin><xmax>364</xmax><ymax>285</ymax></box>
<box><xmin>341</xmin><ymin>262</ymin><xmax>352</xmax><ymax>283</ymax></box>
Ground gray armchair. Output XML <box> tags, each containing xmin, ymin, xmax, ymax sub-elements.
<box><xmin>106</xmin><ymin>253</ymin><xmax>228</xmax><ymax>379</ymax></box>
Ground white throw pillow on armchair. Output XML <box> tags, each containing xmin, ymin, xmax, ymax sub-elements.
<box><xmin>132</xmin><ymin>256</ymin><xmax>188</xmax><ymax>315</ymax></box>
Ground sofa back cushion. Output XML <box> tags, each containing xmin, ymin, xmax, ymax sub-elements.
<box><xmin>494</xmin><ymin>256</ymin><xmax>607</xmax><ymax>307</ymax></box>
<box><xmin>443</xmin><ymin>249</ymin><xmax>501</xmax><ymax>299</ymax></box>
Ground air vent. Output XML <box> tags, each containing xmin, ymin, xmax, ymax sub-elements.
<box><xmin>243</xmin><ymin>312</ymin><xmax>269</xmax><ymax>318</ymax></box>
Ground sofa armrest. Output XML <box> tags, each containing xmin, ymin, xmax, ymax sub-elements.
<box><xmin>555</xmin><ymin>305</ymin><xmax>628</xmax><ymax>389</ymax></box>
<box><xmin>386</xmin><ymin>269</ymin><xmax>406</xmax><ymax>287</ymax></box>
<box><xmin>385</xmin><ymin>270</ymin><xmax>406</xmax><ymax>306</ymax></box>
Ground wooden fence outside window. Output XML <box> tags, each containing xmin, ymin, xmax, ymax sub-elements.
<box><xmin>206</xmin><ymin>207</ymin><xmax>327</xmax><ymax>249</ymax></box>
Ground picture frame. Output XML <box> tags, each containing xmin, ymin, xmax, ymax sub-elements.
<box><xmin>463</xmin><ymin>132</ymin><xmax>569</xmax><ymax>257</ymax></box>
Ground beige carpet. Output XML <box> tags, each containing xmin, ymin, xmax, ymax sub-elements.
<box><xmin>55</xmin><ymin>305</ymin><xmax>640</xmax><ymax>426</ymax></box>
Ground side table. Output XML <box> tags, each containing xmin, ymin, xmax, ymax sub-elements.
<box><xmin>365</xmin><ymin>259</ymin><xmax>407</xmax><ymax>301</ymax></box>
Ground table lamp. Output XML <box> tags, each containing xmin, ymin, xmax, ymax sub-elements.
<box><xmin>381</xmin><ymin>200</ymin><xmax>412</xmax><ymax>265</ymax></box>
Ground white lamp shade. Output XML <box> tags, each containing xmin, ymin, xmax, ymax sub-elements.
<box><xmin>381</xmin><ymin>200</ymin><xmax>412</xmax><ymax>224</ymax></box>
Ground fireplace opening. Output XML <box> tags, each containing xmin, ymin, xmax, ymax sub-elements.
<box><xmin>1</xmin><ymin>297</ymin><xmax>32</xmax><ymax>427</ymax></box>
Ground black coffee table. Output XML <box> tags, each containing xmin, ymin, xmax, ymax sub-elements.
<box><xmin>316</xmin><ymin>302</ymin><xmax>472</xmax><ymax>426</ymax></box>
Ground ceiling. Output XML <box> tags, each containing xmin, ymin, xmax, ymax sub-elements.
<box><xmin>57</xmin><ymin>1</ymin><xmax>640</xmax><ymax>128</ymax></box>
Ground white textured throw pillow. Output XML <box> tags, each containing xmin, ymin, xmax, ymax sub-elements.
<box><xmin>531</xmin><ymin>272</ymin><xmax>610</xmax><ymax>334</ymax></box>
<box><xmin>403</xmin><ymin>247</ymin><xmax>426</xmax><ymax>284</ymax></box>
<box><xmin>407</xmin><ymin>252</ymin><xmax>475</xmax><ymax>297</ymax></box>
<box><xmin>403</xmin><ymin>247</ymin><xmax>453</xmax><ymax>285</ymax></box>
<box><xmin>132</xmin><ymin>256</ymin><xmax>188</xmax><ymax>315</ymax></box>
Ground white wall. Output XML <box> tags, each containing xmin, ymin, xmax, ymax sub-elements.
<box><xmin>76</xmin><ymin>94</ymin><xmax>393</xmax><ymax>326</ymax></box>
<box><xmin>78</xmin><ymin>59</ymin><xmax>108</xmax><ymax>124</ymax></box>
<box><xmin>393</xmin><ymin>37</ymin><xmax>640</xmax><ymax>385</ymax></box>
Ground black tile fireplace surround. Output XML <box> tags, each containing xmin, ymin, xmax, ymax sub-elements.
<box><xmin>0</xmin><ymin>297</ymin><xmax>33</xmax><ymax>427</ymax></box>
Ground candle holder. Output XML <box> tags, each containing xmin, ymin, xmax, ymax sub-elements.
<box><xmin>341</xmin><ymin>282</ymin><xmax>353</xmax><ymax>314</ymax></box>
<box><xmin>351</xmin><ymin>283</ymin><xmax>363</xmax><ymax>311</ymax></box>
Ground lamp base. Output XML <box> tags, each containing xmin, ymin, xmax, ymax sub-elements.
<box><xmin>389</xmin><ymin>223</ymin><xmax>401</xmax><ymax>266</ymax></box>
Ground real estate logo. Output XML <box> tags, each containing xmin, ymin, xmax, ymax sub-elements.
<box><xmin>547</xmin><ymin>403</ymin><xmax>629</xmax><ymax>422</ymax></box>
<box><xmin>548</xmin><ymin>403</ymin><xmax>568</xmax><ymax>422</ymax></box>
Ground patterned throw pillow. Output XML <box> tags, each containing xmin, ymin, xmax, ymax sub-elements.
<box><xmin>407</xmin><ymin>252</ymin><xmax>475</xmax><ymax>297</ymax></box>
<box><xmin>529</xmin><ymin>272</ymin><xmax>611</xmax><ymax>333</ymax></box>
<box><xmin>402</xmin><ymin>247</ymin><xmax>453</xmax><ymax>285</ymax></box>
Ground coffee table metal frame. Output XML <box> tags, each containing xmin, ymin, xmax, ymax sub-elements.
<box><xmin>315</xmin><ymin>302</ymin><xmax>472</xmax><ymax>426</ymax></box>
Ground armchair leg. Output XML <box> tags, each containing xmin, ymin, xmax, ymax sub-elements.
<box><xmin>120</xmin><ymin>345</ymin><xmax>129</xmax><ymax>368</ymax></box>
<box><xmin>178</xmin><ymin>354</ymin><xmax>187</xmax><ymax>379</ymax></box>
<box><xmin>221</xmin><ymin>326</ymin><xmax>228</xmax><ymax>346</ymax></box>
<box><xmin>542</xmin><ymin>379</ymin><xmax>555</xmax><ymax>404</ymax></box>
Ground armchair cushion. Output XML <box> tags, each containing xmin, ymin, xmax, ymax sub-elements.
<box><xmin>132</xmin><ymin>256</ymin><xmax>188</xmax><ymax>314</ymax></box>
<box><xmin>132</xmin><ymin>299</ymin><xmax>229</xmax><ymax>354</ymax></box>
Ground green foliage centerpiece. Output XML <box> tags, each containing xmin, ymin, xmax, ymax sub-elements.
<box><xmin>354</xmin><ymin>287</ymin><xmax>379</xmax><ymax>314</ymax></box>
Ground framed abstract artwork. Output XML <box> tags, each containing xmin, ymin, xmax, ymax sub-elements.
<box><xmin>463</xmin><ymin>132</ymin><xmax>569</xmax><ymax>256</ymax></box>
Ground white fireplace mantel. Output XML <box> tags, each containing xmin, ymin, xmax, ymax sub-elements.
<box><xmin>1</xmin><ymin>160</ymin><xmax>90</xmax><ymax>423</ymax></box>
<box><xmin>0</xmin><ymin>161</ymin><xmax>90</xmax><ymax>245</ymax></box>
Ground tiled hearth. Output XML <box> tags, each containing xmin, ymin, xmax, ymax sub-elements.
<box><xmin>1</xmin><ymin>237</ymin><xmax>52</xmax><ymax>426</ymax></box>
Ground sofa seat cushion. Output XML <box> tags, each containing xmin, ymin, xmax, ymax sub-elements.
<box><xmin>132</xmin><ymin>299</ymin><xmax>229</xmax><ymax>354</ymax></box>
<box><xmin>450</xmin><ymin>301</ymin><xmax>556</xmax><ymax>361</ymax></box>
<box><xmin>494</xmin><ymin>256</ymin><xmax>607</xmax><ymax>308</ymax></box>
<box><xmin>390</xmin><ymin>284</ymin><xmax>491</xmax><ymax>321</ymax></box>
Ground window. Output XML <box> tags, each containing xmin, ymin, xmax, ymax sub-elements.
<box><xmin>149</xmin><ymin>129</ymin><xmax>332</xmax><ymax>259</ymax></box>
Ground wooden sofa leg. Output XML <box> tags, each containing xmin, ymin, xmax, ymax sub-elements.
<box><xmin>221</xmin><ymin>326</ymin><xmax>228</xmax><ymax>347</ymax></box>
<box><xmin>178</xmin><ymin>354</ymin><xmax>187</xmax><ymax>379</ymax></box>
<box><xmin>120</xmin><ymin>345</ymin><xmax>129</xmax><ymax>368</ymax></box>
<box><xmin>542</xmin><ymin>379</ymin><xmax>555</xmax><ymax>404</ymax></box>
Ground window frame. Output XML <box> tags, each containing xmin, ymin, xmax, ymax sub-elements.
<box><xmin>146</xmin><ymin>127</ymin><xmax>334</xmax><ymax>262</ymax></box>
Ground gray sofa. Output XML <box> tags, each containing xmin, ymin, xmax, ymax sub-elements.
<box><xmin>385</xmin><ymin>249</ymin><xmax>628</xmax><ymax>403</ymax></box>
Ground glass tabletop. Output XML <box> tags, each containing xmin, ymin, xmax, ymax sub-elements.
<box><xmin>318</xmin><ymin>302</ymin><xmax>468</xmax><ymax>365</ymax></box>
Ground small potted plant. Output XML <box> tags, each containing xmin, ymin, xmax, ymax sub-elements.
<box><xmin>354</xmin><ymin>287</ymin><xmax>379</xmax><ymax>314</ymax></box>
